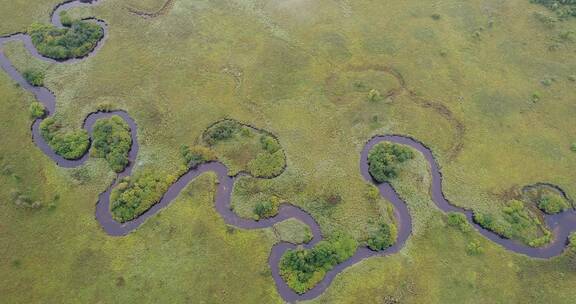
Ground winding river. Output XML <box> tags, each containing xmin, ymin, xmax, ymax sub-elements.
<box><xmin>1</xmin><ymin>1</ymin><xmax>576</xmax><ymax>302</ymax></box>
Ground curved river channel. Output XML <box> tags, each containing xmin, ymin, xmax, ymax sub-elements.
<box><xmin>1</xmin><ymin>1</ymin><xmax>576</xmax><ymax>302</ymax></box>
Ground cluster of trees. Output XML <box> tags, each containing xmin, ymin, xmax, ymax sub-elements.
<box><xmin>368</xmin><ymin>142</ymin><xmax>414</xmax><ymax>183</ymax></box>
<box><xmin>366</xmin><ymin>221</ymin><xmax>397</xmax><ymax>251</ymax></box>
<box><xmin>40</xmin><ymin>117</ymin><xmax>89</xmax><ymax>160</ymax></box>
<box><xmin>29</xmin><ymin>102</ymin><xmax>46</xmax><ymax>119</ymax></box>
<box><xmin>28</xmin><ymin>18</ymin><xmax>103</xmax><ymax>60</ymax></box>
<box><xmin>203</xmin><ymin>120</ymin><xmax>241</xmax><ymax>145</ymax></box>
<box><xmin>531</xmin><ymin>0</ymin><xmax>576</xmax><ymax>18</ymax></box>
<box><xmin>474</xmin><ymin>200</ymin><xmax>550</xmax><ymax>247</ymax></box>
<box><xmin>537</xmin><ymin>193</ymin><xmax>570</xmax><ymax>214</ymax></box>
<box><xmin>110</xmin><ymin>171</ymin><xmax>176</xmax><ymax>222</ymax></box>
<box><xmin>91</xmin><ymin>116</ymin><xmax>132</xmax><ymax>173</ymax></box>
<box><xmin>179</xmin><ymin>145</ymin><xmax>216</xmax><ymax>169</ymax></box>
<box><xmin>247</xmin><ymin>150</ymin><xmax>285</xmax><ymax>178</ymax></box>
<box><xmin>23</xmin><ymin>69</ymin><xmax>44</xmax><ymax>86</ymax></box>
<box><xmin>280</xmin><ymin>233</ymin><xmax>357</xmax><ymax>294</ymax></box>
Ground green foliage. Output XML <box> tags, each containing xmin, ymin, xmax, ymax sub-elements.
<box><xmin>273</xmin><ymin>218</ymin><xmax>313</xmax><ymax>244</ymax></box>
<box><xmin>91</xmin><ymin>116</ymin><xmax>132</xmax><ymax>173</ymax></box>
<box><xmin>366</xmin><ymin>222</ymin><xmax>397</xmax><ymax>251</ymax></box>
<box><xmin>40</xmin><ymin>117</ymin><xmax>89</xmax><ymax>160</ymax></box>
<box><xmin>247</xmin><ymin>150</ymin><xmax>285</xmax><ymax>177</ymax></box>
<box><xmin>280</xmin><ymin>233</ymin><xmax>358</xmax><ymax>294</ymax></box>
<box><xmin>253</xmin><ymin>200</ymin><xmax>278</xmax><ymax>220</ymax></box>
<box><xmin>180</xmin><ymin>145</ymin><xmax>216</xmax><ymax>168</ymax></box>
<box><xmin>28</xmin><ymin>19</ymin><xmax>103</xmax><ymax>60</ymax></box>
<box><xmin>537</xmin><ymin>193</ymin><xmax>570</xmax><ymax>214</ymax></box>
<box><xmin>59</xmin><ymin>11</ymin><xmax>72</xmax><ymax>27</ymax></box>
<box><xmin>260</xmin><ymin>135</ymin><xmax>281</xmax><ymax>153</ymax></box>
<box><xmin>28</xmin><ymin>102</ymin><xmax>45</xmax><ymax>119</ymax></box>
<box><xmin>466</xmin><ymin>240</ymin><xmax>483</xmax><ymax>256</ymax></box>
<box><xmin>368</xmin><ymin>142</ymin><xmax>414</xmax><ymax>183</ymax></box>
<box><xmin>473</xmin><ymin>200</ymin><xmax>550</xmax><ymax>246</ymax></box>
<box><xmin>110</xmin><ymin>171</ymin><xmax>177</xmax><ymax>222</ymax></box>
<box><xmin>531</xmin><ymin>0</ymin><xmax>576</xmax><ymax>19</ymax></box>
<box><xmin>570</xmin><ymin>143</ymin><xmax>576</xmax><ymax>152</ymax></box>
<box><xmin>204</xmin><ymin>120</ymin><xmax>241</xmax><ymax>145</ymax></box>
<box><xmin>22</xmin><ymin>69</ymin><xmax>44</xmax><ymax>86</ymax></box>
<box><xmin>367</xmin><ymin>88</ymin><xmax>382</xmax><ymax>102</ymax></box>
<box><xmin>446</xmin><ymin>212</ymin><xmax>471</xmax><ymax>233</ymax></box>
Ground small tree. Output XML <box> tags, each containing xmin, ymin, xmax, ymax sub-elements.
<box><xmin>29</xmin><ymin>102</ymin><xmax>46</xmax><ymax>118</ymax></box>
<box><xmin>368</xmin><ymin>89</ymin><xmax>382</xmax><ymax>102</ymax></box>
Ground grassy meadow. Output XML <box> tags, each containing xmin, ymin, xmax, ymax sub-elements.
<box><xmin>1</xmin><ymin>0</ymin><xmax>576</xmax><ymax>302</ymax></box>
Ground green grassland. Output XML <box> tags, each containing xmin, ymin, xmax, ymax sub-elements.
<box><xmin>1</xmin><ymin>0</ymin><xmax>576</xmax><ymax>302</ymax></box>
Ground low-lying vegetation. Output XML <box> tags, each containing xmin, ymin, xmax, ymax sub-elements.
<box><xmin>280</xmin><ymin>233</ymin><xmax>357</xmax><ymax>294</ymax></box>
<box><xmin>22</xmin><ymin>69</ymin><xmax>44</xmax><ymax>86</ymax></box>
<box><xmin>446</xmin><ymin>212</ymin><xmax>471</xmax><ymax>233</ymax></box>
<box><xmin>537</xmin><ymin>193</ymin><xmax>570</xmax><ymax>214</ymax></box>
<box><xmin>366</xmin><ymin>221</ymin><xmax>397</xmax><ymax>251</ymax></box>
<box><xmin>531</xmin><ymin>0</ymin><xmax>576</xmax><ymax>18</ymax></box>
<box><xmin>28</xmin><ymin>18</ymin><xmax>103</xmax><ymax>60</ymax></box>
<box><xmin>203</xmin><ymin>120</ymin><xmax>285</xmax><ymax>178</ymax></box>
<box><xmin>110</xmin><ymin>170</ymin><xmax>177</xmax><ymax>222</ymax></box>
<box><xmin>91</xmin><ymin>116</ymin><xmax>132</xmax><ymax>173</ymax></box>
<box><xmin>473</xmin><ymin>200</ymin><xmax>550</xmax><ymax>247</ymax></box>
<box><xmin>368</xmin><ymin>142</ymin><xmax>414</xmax><ymax>183</ymax></box>
<box><xmin>273</xmin><ymin>218</ymin><xmax>313</xmax><ymax>244</ymax></box>
<box><xmin>29</xmin><ymin>102</ymin><xmax>45</xmax><ymax>119</ymax></box>
<box><xmin>253</xmin><ymin>199</ymin><xmax>279</xmax><ymax>220</ymax></box>
<box><xmin>40</xmin><ymin>117</ymin><xmax>89</xmax><ymax>160</ymax></box>
<box><xmin>179</xmin><ymin>145</ymin><xmax>217</xmax><ymax>169</ymax></box>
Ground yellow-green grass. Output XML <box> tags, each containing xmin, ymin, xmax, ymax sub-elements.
<box><xmin>0</xmin><ymin>0</ymin><xmax>63</xmax><ymax>35</ymax></box>
<box><xmin>1</xmin><ymin>0</ymin><xmax>576</xmax><ymax>301</ymax></box>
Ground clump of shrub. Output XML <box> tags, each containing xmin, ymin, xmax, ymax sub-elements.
<box><xmin>531</xmin><ymin>0</ymin><xmax>576</xmax><ymax>19</ymax></box>
<box><xmin>203</xmin><ymin>120</ymin><xmax>241</xmax><ymax>145</ymax></box>
<box><xmin>10</xmin><ymin>190</ymin><xmax>42</xmax><ymax>209</ymax></box>
<box><xmin>180</xmin><ymin>145</ymin><xmax>216</xmax><ymax>169</ymax></box>
<box><xmin>253</xmin><ymin>199</ymin><xmax>279</xmax><ymax>220</ymax></box>
<box><xmin>260</xmin><ymin>134</ymin><xmax>281</xmax><ymax>153</ymax></box>
<box><xmin>446</xmin><ymin>212</ymin><xmax>471</xmax><ymax>233</ymax></box>
<box><xmin>247</xmin><ymin>150</ymin><xmax>285</xmax><ymax>178</ymax></box>
<box><xmin>91</xmin><ymin>116</ymin><xmax>132</xmax><ymax>172</ymax></box>
<box><xmin>368</xmin><ymin>142</ymin><xmax>414</xmax><ymax>183</ymax></box>
<box><xmin>466</xmin><ymin>240</ymin><xmax>483</xmax><ymax>256</ymax></box>
<box><xmin>570</xmin><ymin>143</ymin><xmax>576</xmax><ymax>152</ymax></box>
<box><xmin>40</xmin><ymin>117</ymin><xmax>89</xmax><ymax>160</ymax></box>
<box><xmin>537</xmin><ymin>193</ymin><xmax>570</xmax><ymax>214</ymax></box>
<box><xmin>28</xmin><ymin>19</ymin><xmax>104</xmax><ymax>60</ymax></box>
<box><xmin>473</xmin><ymin>200</ymin><xmax>550</xmax><ymax>247</ymax></box>
<box><xmin>29</xmin><ymin>102</ymin><xmax>46</xmax><ymax>119</ymax></box>
<box><xmin>59</xmin><ymin>11</ymin><xmax>73</xmax><ymax>27</ymax></box>
<box><xmin>366</xmin><ymin>222</ymin><xmax>397</xmax><ymax>251</ymax></box>
<box><xmin>367</xmin><ymin>88</ymin><xmax>382</xmax><ymax>102</ymax></box>
<box><xmin>280</xmin><ymin>233</ymin><xmax>357</xmax><ymax>294</ymax></box>
<box><xmin>110</xmin><ymin>171</ymin><xmax>177</xmax><ymax>222</ymax></box>
<box><xmin>23</xmin><ymin>69</ymin><xmax>45</xmax><ymax>86</ymax></box>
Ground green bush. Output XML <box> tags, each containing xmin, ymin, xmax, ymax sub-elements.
<box><xmin>29</xmin><ymin>102</ymin><xmax>45</xmax><ymax>119</ymax></box>
<box><xmin>28</xmin><ymin>19</ymin><xmax>104</xmax><ymax>60</ymax></box>
<box><xmin>466</xmin><ymin>240</ymin><xmax>483</xmax><ymax>256</ymax></box>
<box><xmin>253</xmin><ymin>200</ymin><xmax>278</xmax><ymax>220</ymax></box>
<box><xmin>446</xmin><ymin>212</ymin><xmax>471</xmax><ymax>233</ymax></box>
<box><xmin>110</xmin><ymin>171</ymin><xmax>177</xmax><ymax>222</ymax></box>
<box><xmin>91</xmin><ymin>116</ymin><xmax>132</xmax><ymax>172</ymax></box>
<box><xmin>247</xmin><ymin>150</ymin><xmax>285</xmax><ymax>178</ymax></box>
<box><xmin>366</xmin><ymin>222</ymin><xmax>397</xmax><ymax>251</ymax></box>
<box><xmin>59</xmin><ymin>11</ymin><xmax>72</xmax><ymax>27</ymax></box>
<box><xmin>531</xmin><ymin>0</ymin><xmax>576</xmax><ymax>18</ymax></box>
<box><xmin>367</xmin><ymin>88</ymin><xmax>382</xmax><ymax>102</ymax></box>
<box><xmin>40</xmin><ymin>117</ymin><xmax>89</xmax><ymax>160</ymax></box>
<box><xmin>280</xmin><ymin>233</ymin><xmax>357</xmax><ymax>294</ymax></box>
<box><xmin>203</xmin><ymin>120</ymin><xmax>241</xmax><ymax>145</ymax></box>
<box><xmin>368</xmin><ymin>142</ymin><xmax>414</xmax><ymax>183</ymax></box>
<box><xmin>570</xmin><ymin>143</ymin><xmax>576</xmax><ymax>152</ymax></box>
<box><xmin>23</xmin><ymin>69</ymin><xmax>44</xmax><ymax>86</ymax></box>
<box><xmin>180</xmin><ymin>145</ymin><xmax>216</xmax><ymax>168</ymax></box>
<box><xmin>260</xmin><ymin>135</ymin><xmax>281</xmax><ymax>153</ymax></box>
<box><xmin>537</xmin><ymin>193</ymin><xmax>570</xmax><ymax>214</ymax></box>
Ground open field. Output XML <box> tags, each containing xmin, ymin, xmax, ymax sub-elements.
<box><xmin>1</xmin><ymin>0</ymin><xmax>576</xmax><ymax>302</ymax></box>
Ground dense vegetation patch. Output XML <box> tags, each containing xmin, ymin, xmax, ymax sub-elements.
<box><xmin>179</xmin><ymin>144</ymin><xmax>216</xmax><ymax>169</ymax></box>
<box><xmin>91</xmin><ymin>116</ymin><xmax>132</xmax><ymax>173</ymax></box>
<box><xmin>22</xmin><ymin>69</ymin><xmax>44</xmax><ymax>86</ymax></box>
<box><xmin>110</xmin><ymin>171</ymin><xmax>177</xmax><ymax>222</ymax></box>
<box><xmin>474</xmin><ymin>200</ymin><xmax>550</xmax><ymax>247</ymax></box>
<box><xmin>446</xmin><ymin>212</ymin><xmax>471</xmax><ymax>233</ymax></box>
<box><xmin>29</xmin><ymin>102</ymin><xmax>45</xmax><ymax>119</ymax></box>
<box><xmin>40</xmin><ymin>117</ymin><xmax>89</xmax><ymax>160</ymax></box>
<box><xmin>253</xmin><ymin>198</ymin><xmax>280</xmax><ymax>220</ymax></box>
<box><xmin>280</xmin><ymin>233</ymin><xmax>357</xmax><ymax>294</ymax></box>
<box><xmin>366</xmin><ymin>221</ymin><xmax>397</xmax><ymax>251</ymax></box>
<box><xmin>531</xmin><ymin>0</ymin><xmax>576</xmax><ymax>18</ymax></box>
<box><xmin>537</xmin><ymin>193</ymin><xmax>570</xmax><ymax>214</ymax></box>
<box><xmin>28</xmin><ymin>18</ymin><xmax>103</xmax><ymax>60</ymax></box>
<box><xmin>368</xmin><ymin>142</ymin><xmax>414</xmax><ymax>183</ymax></box>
